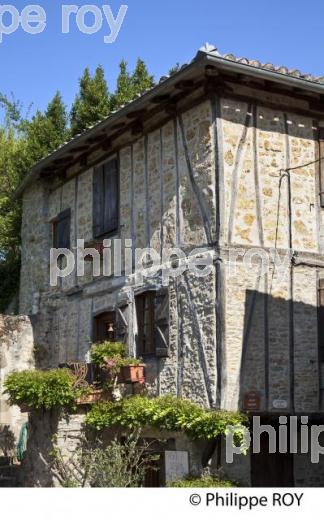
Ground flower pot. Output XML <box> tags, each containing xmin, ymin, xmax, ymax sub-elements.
<box><xmin>75</xmin><ymin>389</ymin><xmax>108</xmax><ymax>405</ymax></box>
<box><xmin>118</xmin><ymin>365</ymin><xmax>145</xmax><ymax>384</ymax></box>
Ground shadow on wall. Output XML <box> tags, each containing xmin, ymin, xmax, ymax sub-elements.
<box><xmin>239</xmin><ymin>289</ymin><xmax>319</xmax><ymax>414</ymax></box>
<box><xmin>0</xmin><ymin>424</ymin><xmax>16</xmax><ymax>457</ymax></box>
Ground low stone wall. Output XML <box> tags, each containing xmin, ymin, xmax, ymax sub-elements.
<box><xmin>0</xmin><ymin>315</ymin><xmax>35</xmax><ymax>456</ymax></box>
<box><xmin>21</xmin><ymin>410</ymin><xmax>230</xmax><ymax>487</ymax></box>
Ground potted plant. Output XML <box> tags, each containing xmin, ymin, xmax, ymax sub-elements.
<box><xmin>90</xmin><ymin>342</ymin><xmax>145</xmax><ymax>386</ymax></box>
<box><xmin>117</xmin><ymin>358</ymin><xmax>145</xmax><ymax>384</ymax></box>
<box><xmin>75</xmin><ymin>388</ymin><xmax>107</xmax><ymax>405</ymax></box>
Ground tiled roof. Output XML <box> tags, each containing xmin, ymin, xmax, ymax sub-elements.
<box><xmin>16</xmin><ymin>44</ymin><xmax>324</xmax><ymax>195</ymax></box>
<box><xmin>199</xmin><ymin>43</ymin><xmax>324</xmax><ymax>84</ymax></box>
<box><xmin>42</xmin><ymin>45</ymin><xmax>324</xmax><ymax>159</ymax></box>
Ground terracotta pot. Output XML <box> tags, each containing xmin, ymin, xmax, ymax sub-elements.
<box><xmin>75</xmin><ymin>389</ymin><xmax>108</xmax><ymax>405</ymax></box>
<box><xmin>118</xmin><ymin>365</ymin><xmax>145</xmax><ymax>384</ymax></box>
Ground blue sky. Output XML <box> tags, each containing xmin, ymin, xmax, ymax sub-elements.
<box><xmin>1</xmin><ymin>0</ymin><xmax>324</xmax><ymax>115</ymax></box>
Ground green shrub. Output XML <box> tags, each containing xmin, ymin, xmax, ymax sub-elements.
<box><xmin>91</xmin><ymin>341</ymin><xmax>126</xmax><ymax>366</ymax></box>
<box><xmin>4</xmin><ymin>369</ymin><xmax>86</xmax><ymax>410</ymax></box>
<box><xmin>168</xmin><ymin>475</ymin><xmax>237</xmax><ymax>488</ymax></box>
<box><xmin>85</xmin><ymin>395</ymin><xmax>246</xmax><ymax>441</ymax></box>
<box><xmin>119</xmin><ymin>357</ymin><xmax>142</xmax><ymax>367</ymax></box>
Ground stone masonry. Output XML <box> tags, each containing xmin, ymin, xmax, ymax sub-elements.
<box><xmin>5</xmin><ymin>53</ymin><xmax>324</xmax><ymax>485</ymax></box>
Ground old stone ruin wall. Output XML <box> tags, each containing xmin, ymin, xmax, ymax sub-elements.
<box><xmin>0</xmin><ymin>315</ymin><xmax>35</xmax><ymax>456</ymax></box>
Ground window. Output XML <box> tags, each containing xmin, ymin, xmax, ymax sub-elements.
<box><xmin>136</xmin><ymin>292</ymin><xmax>155</xmax><ymax>356</ymax></box>
<box><xmin>94</xmin><ymin>311</ymin><xmax>117</xmax><ymax>343</ymax></box>
<box><xmin>94</xmin><ymin>306</ymin><xmax>129</xmax><ymax>344</ymax></box>
<box><xmin>93</xmin><ymin>158</ymin><xmax>119</xmax><ymax>238</ymax></box>
<box><xmin>318</xmin><ymin>279</ymin><xmax>324</xmax><ymax>363</ymax></box>
<box><xmin>136</xmin><ymin>290</ymin><xmax>169</xmax><ymax>358</ymax></box>
<box><xmin>53</xmin><ymin>209</ymin><xmax>71</xmax><ymax>249</ymax></box>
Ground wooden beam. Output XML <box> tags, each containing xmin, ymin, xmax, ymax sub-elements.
<box><xmin>71</xmin><ymin>145</ymin><xmax>88</xmax><ymax>153</ymax></box>
<box><xmin>111</xmin><ymin>122</ymin><xmax>126</xmax><ymax>131</ymax></box>
<box><xmin>126</xmin><ymin>109</ymin><xmax>146</xmax><ymax>119</ymax></box>
<box><xmin>131</xmin><ymin>121</ymin><xmax>144</xmax><ymax>135</ymax></box>
<box><xmin>151</xmin><ymin>94</ymin><xmax>171</xmax><ymax>104</ymax></box>
<box><xmin>174</xmin><ymin>79</ymin><xmax>195</xmax><ymax>90</ymax></box>
<box><xmin>101</xmin><ymin>139</ymin><xmax>112</xmax><ymax>151</ymax></box>
<box><xmin>205</xmin><ymin>65</ymin><xmax>220</xmax><ymax>77</ymax></box>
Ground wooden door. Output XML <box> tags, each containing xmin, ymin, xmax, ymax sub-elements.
<box><xmin>251</xmin><ymin>429</ymin><xmax>294</xmax><ymax>487</ymax></box>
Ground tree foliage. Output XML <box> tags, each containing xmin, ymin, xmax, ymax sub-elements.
<box><xmin>70</xmin><ymin>66</ymin><xmax>110</xmax><ymax>136</ymax></box>
<box><xmin>0</xmin><ymin>91</ymin><xmax>69</xmax><ymax>311</ymax></box>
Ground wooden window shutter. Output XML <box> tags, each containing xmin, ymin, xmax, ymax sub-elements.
<box><xmin>318</xmin><ymin>279</ymin><xmax>324</xmax><ymax>362</ymax></box>
<box><xmin>154</xmin><ymin>289</ymin><xmax>169</xmax><ymax>358</ymax></box>
<box><xmin>103</xmin><ymin>159</ymin><xmax>119</xmax><ymax>234</ymax></box>
<box><xmin>53</xmin><ymin>209</ymin><xmax>71</xmax><ymax>249</ymax></box>
<box><xmin>135</xmin><ymin>292</ymin><xmax>155</xmax><ymax>356</ymax></box>
<box><xmin>93</xmin><ymin>165</ymin><xmax>104</xmax><ymax>238</ymax></box>
<box><xmin>93</xmin><ymin>158</ymin><xmax>119</xmax><ymax>238</ymax></box>
<box><xmin>116</xmin><ymin>305</ymin><xmax>129</xmax><ymax>344</ymax></box>
<box><xmin>319</xmin><ymin>128</ymin><xmax>324</xmax><ymax>207</ymax></box>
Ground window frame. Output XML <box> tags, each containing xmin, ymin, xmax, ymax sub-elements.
<box><xmin>93</xmin><ymin>311</ymin><xmax>117</xmax><ymax>343</ymax></box>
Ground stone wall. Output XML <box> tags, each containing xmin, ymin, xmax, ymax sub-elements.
<box><xmin>21</xmin><ymin>410</ymin><xmax>324</xmax><ymax>487</ymax></box>
<box><xmin>18</xmin><ymin>87</ymin><xmax>324</xmax><ymax>414</ymax></box>
<box><xmin>21</xmin><ymin>410</ymin><xmax>206</xmax><ymax>487</ymax></box>
<box><xmin>223</xmin><ymin>259</ymin><xmax>319</xmax><ymax>413</ymax></box>
<box><xmin>0</xmin><ymin>315</ymin><xmax>35</xmax><ymax>455</ymax></box>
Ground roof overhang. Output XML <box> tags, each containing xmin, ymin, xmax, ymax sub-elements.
<box><xmin>15</xmin><ymin>48</ymin><xmax>324</xmax><ymax>198</ymax></box>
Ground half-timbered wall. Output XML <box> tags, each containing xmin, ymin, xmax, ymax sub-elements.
<box><xmin>19</xmin><ymin>85</ymin><xmax>324</xmax><ymax>412</ymax></box>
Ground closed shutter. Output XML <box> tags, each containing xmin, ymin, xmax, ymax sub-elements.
<box><xmin>116</xmin><ymin>305</ymin><xmax>129</xmax><ymax>344</ymax></box>
<box><xmin>93</xmin><ymin>159</ymin><xmax>119</xmax><ymax>238</ymax></box>
<box><xmin>103</xmin><ymin>159</ymin><xmax>119</xmax><ymax>234</ymax></box>
<box><xmin>93</xmin><ymin>165</ymin><xmax>105</xmax><ymax>238</ymax></box>
<box><xmin>53</xmin><ymin>209</ymin><xmax>71</xmax><ymax>249</ymax></box>
<box><xmin>136</xmin><ymin>292</ymin><xmax>155</xmax><ymax>356</ymax></box>
<box><xmin>154</xmin><ymin>289</ymin><xmax>169</xmax><ymax>358</ymax></box>
<box><xmin>318</xmin><ymin>279</ymin><xmax>324</xmax><ymax>362</ymax></box>
<box><xmin>319</xmin><ymin>129</ymin><xmax>324</xmax><ymax>207</ymax></box>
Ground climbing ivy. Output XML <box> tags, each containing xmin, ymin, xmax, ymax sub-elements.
<box><xmin>85</xmin><ymin>395</ymin><xmax>247</xmax><ymax>441</ymax></box>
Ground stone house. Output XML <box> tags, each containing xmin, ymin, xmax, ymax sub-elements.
<box><xmin>4</xmin><ymin>44</ymin><xmax>324</xmax><ymax>486</ymax></box>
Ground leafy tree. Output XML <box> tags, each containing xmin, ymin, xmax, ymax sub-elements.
<box><xmin>110</xmin><ymin>60</ymin><xmax>134</xmax><ymax>110</ymax></box>
<box><xmin>20</xmin><ymin>91</ymin><xmax>68</xmax><ymax>165</ymax></box>
<box><xmin>111</xmin><ymin>58</ymin><xmax>155</xmax><ymax>111</ymax></box>
<box><xmin>132</xmin><ymin>58</ymin><xmax>154</xmax><ymax>94</ymax></box>
<box><xmin>0</xmin><ymin>100</ymin><xmax>26</xmax><ymax>311</ymax></box>
<box><xmin>0</xmin><ymin>57</ymin><xmax>154</xmax><ymax>311</ymax></box>
<box><xmin>0</xmin><ymin>91</ymin><xmax>69</xmax><ymax>312</ymax></box>
<box><xmin>70</xmin><ymin>66</ymin><xmax>110</xmax><ymax>136</ymax></box>
<box><xmin>45</xmin><ymin>91</ymin><xmax>69</xmax><ymax>147</ymax></box>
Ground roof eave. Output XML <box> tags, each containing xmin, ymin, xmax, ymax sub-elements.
<box><xmin>15</xmin><ymin>50</ymin><xmax>324</xmax><ymax>199</ymax></box>
<box><xmin>203</xmin><ymin>51</ymin><xmax>324</xmax><ymax>95</ymax></box>
<box><xmin>14</xmin><ymin>57</ymin><xmax>207</xmax><ymax>199</ymax></box>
